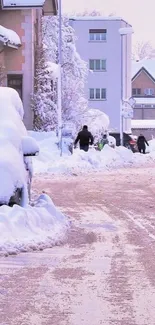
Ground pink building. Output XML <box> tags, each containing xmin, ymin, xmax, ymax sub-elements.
<box><xmin>0</xmin><ymin>0</ymin><xmax>57</xmax><ymax>129</ymax></box>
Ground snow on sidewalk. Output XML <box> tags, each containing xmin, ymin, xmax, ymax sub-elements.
<box><xmin>29</xmin><ymin>131</ymin><xmax>155</xmax><ymax>175</ymax></box>
<box><xmin>0</xmin><ymin>194</ymin><xmax>69</xmax><ymax>257</ymax></box>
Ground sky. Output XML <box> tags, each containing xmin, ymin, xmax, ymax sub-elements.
<box><xmin>62</xmin><ymin>0</ymin><xmax>155</xmax><ymax>47</ymax></box>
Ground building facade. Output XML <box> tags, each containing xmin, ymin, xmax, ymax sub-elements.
<box><xmin>131</xmin><ymin>59</ymin><xmax>155</xmax><ymax>138</ymax></box>
<box><xmin>0</xmin><ymin>0</ymin><xmax>57</xmax><ymax>129</ymax></box>
<box><xmin>69</xmin><ymin>17</ymin><xmax>132</xmax><ymax>132</ymax></box>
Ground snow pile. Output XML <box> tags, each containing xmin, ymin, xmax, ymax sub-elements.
<box><xmin>108</xmin><ymin>135</ymin><xmax>116</xmax><ymax>147</ymax></box>
<box><xmin>0</xmin><ymin>193</ymin><xmax>69</xmax><ymax>257</ymax></box>
<box><xmin>0</xmin><ymin>24</ymin><xmax>21</xmax><ymax>46</ymax></box>
<box><xmin>148</xmin><ymin>139</ymin><xmax>155</xmax><ymax>152</ymax></box>
<box><xmin>0</xmin><ymin>87</ymin><xmax>24</xmax><ymax>119</ymax></box>
<box><xmin>0</xmin><ymin>136</ymin><xmax>27</xmax><ymax>205</ymax></box>
<box><xmin>30</xmin><ymin>131</ymin><xmax>155</xmax><ymax>175</ymax></box>
<box><xmin>22</xmin><ymin>135</ymin><xmax>39</xmax><ymax>156</ymax></box>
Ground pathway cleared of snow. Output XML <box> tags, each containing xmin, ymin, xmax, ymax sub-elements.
<box><xmin>1</xmin><ymin>167</ymin><xmax>155</xmax><ymax>324</ymax></box>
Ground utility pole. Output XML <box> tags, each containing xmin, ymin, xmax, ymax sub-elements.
<box><xmin>120</xmin><ymin>34</ymin><xmax>124</xmax><ymax>146</ymax></box>
<box><xmin>57</xmin><ymin>0</ymin><xmax>62</xmax><ymax>156</ymax></box>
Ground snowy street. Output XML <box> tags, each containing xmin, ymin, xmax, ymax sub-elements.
<box><xmin>1</xmin><ymin>167</ymin><xmax>155</xmax><ymax>324</ymax></box>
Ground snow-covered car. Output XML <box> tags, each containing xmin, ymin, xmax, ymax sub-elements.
<box><xmin>0</xmin><ymin>87</ymin><xmax>39</xmax><ymax>206</ymax></box>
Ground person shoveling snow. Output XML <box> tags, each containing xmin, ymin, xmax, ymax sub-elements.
<box><xmin>74</xmin><ymin>125</ymin><xmax>94</xmax><ymax>152</ymax></box>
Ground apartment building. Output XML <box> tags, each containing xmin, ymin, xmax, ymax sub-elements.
<box><xmin>69</xmin><ymin>17</ymin><xmax>132</xmax><ymax>132</ymax></box>
<box><xmin>0</xmin><ymin>0</ymin><xmax>57</xmax><ymax>129</ymax></box>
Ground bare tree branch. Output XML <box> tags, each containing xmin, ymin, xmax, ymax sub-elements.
<box><xmin>132</xmin><ymin>41</ymin><xmax>155</xmax><ymax>60</ymax></box>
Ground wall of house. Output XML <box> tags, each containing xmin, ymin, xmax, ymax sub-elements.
<box><xmin>132</xmin><ymin>70</ymin><xmax>155</xmax><ymax>95</ymax></box>
<box><xmin>21</xmin><ymin>9</ymin><xmax>35</xmax><ymax>129</ymax></box>
<box><xmin>0</xmin><ymin>9</ymin><xmax>38</xmax><ymax>129</ymax></box>
<box><xmin>69</xmin><ymin>18</ymin><xmax>132</xmax><ymax>132</ymax></box>
<box><xmin>132</xmin><ymin>128</ymin><xmax>155</xmax><ymax>140</ymax></box>
<box><xmin>43</xmin><ymin>0</ymin><xmax>55</xmax><ymax>15</ymax></box>
<box><xmin>134</xmin><ymin>108</ymin><xmax>155</xmax><ymax>119</ymax></box>
<box><xmin>0</xmin><ymin>10</ymin><xmax>25</xmax><ymax>72</ymax></box>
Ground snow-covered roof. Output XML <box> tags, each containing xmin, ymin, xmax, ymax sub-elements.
<box><xmin>131</xmin><ymin>119</ymin><xmax>155</xmax><ymax>129</ymax></box>
<box><xmin>69</xmin><ymin>16</ymin><xmax>131</xmax><ymax>26</ymax></box>
<box><xmin>132</xmin><ymin>59</ymin><xmax>155</xmax><ymax>80</ymax></box>
<box><xmin>0</xmin><ymin>25</ymin><xmax>21</xmax><ymax>48</ymax></box>
<box><xmin>133</xmin><ymin>97</ymin><xmax>155</xmax><ymax>104</ymax></box>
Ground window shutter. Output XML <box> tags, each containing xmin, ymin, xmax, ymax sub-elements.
<box><xmin>101</xmin><ymin>88</ymin><xmax>106</xmax><ymax>99</ymax></box>
<box><xmin>89</xmin><ymin>60</ymin><xmax>94</xmax><ymax>70</ymax></box>
<box><xmin>90</xmin><ymin>88</ymin><xmax>94</xmax><ymax>99</ymax></box>
<box><xmin>101</xmin><ymin>60</ymin><xmax>106</xmax><ymax>70</ymax></box>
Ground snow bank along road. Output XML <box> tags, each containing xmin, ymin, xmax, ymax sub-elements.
<box><xmin>1</xmin><ymin>167</ymin><xmax>155</xmax><ymax>324</ymax></box>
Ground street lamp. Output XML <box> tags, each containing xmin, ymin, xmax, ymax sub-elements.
<box><xmin>58</xmin><ymin>0</ymin><xmax>62</xmax><ymax>156</ymax></box>
<box><xmin>119</xmin><ymin>27</ymin><xmax>134</xmax><ymax>146</ymax></box>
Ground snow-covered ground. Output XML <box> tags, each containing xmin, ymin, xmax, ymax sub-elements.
<box><xmin>1</xmin><ymin>129</ymin><xmax>155</xmax><ymax>257</ymax></box>
<box><xmin>0</xmin><ymin>193</ymin><xmax>69</xmax><ymax>257</ymax></box>
<box><xmin>30</xmin><ymin>131</ymin><xmax>155</xmax><ymax>175</ymax></box>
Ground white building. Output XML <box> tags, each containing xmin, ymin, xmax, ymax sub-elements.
<box><xmin>69</xmin><ymin>17</ymin><xmax>133</xmax><ymax>132</ymax></box>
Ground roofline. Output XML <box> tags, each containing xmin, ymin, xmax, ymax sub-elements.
<box><xmin>69</xmin><ymin>17</ymin><xmax>132</xmax><ymax>27</ymax></box>
<box><xmin>132</xmin><ymin>67</ymin><xmax>155</xmax><ymax>83</ymax></box>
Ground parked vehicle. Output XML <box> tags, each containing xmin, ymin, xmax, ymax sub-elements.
<box><xmin>109</xmin><ymin>132</ymin><xmax>137</xmax><ymax>152</ymax></box>
<box><xmin>0</xmin><ymin>87</ymin><xmax>39</xmax><ymax>206</ymax></box>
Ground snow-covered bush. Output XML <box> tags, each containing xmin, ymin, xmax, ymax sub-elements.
<box><xmin>82</xmin><ymin>108</ymin><xmax>110</xmax><ymax>141</ymax></box>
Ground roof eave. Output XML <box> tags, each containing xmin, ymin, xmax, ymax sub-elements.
<box><xmin>132</xmin><ymin>67</ymin><xmax>155</xmax><ymax>83</ymax></box>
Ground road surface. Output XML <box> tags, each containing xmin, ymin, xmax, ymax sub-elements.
<box><xmin>1</xmin><ymin>167</ymin><xmax>155</xmax><ymax>324</ymax></box>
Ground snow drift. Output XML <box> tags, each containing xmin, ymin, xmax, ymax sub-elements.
<box><xmin>0</xmin><ymin>193</ymin><xmax>69</xmax><ymax>257</ymax></box>
<box><xmin>0</xmin><ymin>87</ymin><xmax>24</xmax><ymax>119</ymax></box>
<box><xmin>29</xmin><ymin>131</ymin><xmax>155</xmax><ymax>175</ymax></box>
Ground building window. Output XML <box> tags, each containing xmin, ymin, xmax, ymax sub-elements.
<box><xmin>144</xmin><ymin>88</ymin><xmax>154</xmax><ymax>96</ymax></box>
<box><xmin>89</xmin><ymin>59</ymin><xmax>106</xmax><ymax>71</ymax></box>
<box><xmin>132</xmin><ymin>88</ymin><xmax>141</xmax><ymax>96</ymax></box>
<box><xmin>89</xmin><ymin>88</ymin><xmax>106</xmax><ymax>100</ymax></box>
<box><xmin>89</xmin><ymin>29</ymin><xmax>107</xmax><ymax>41</ymax></box>
<box><xmin>7</xmin><ymin>74</ymin><xmax>23</xmax><ymax>99</ymax></box>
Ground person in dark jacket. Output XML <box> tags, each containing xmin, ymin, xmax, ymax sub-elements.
<box><xmin>137</xmin><ymin>134</ymin><xmax>149</xmax><ymax>154</ymax></box>
<box><xmin>74</xmin><ymin>125</ymin><xmax>94</xmax><ymax>152</ymax></box>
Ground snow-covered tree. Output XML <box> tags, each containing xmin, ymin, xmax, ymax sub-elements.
<box><xmin>132</xmin><ymin>41</ymin><xmax>155</xmax><ymax>60</ymax></box>
<box><xmin>43</xmin><ymin>16</ymin><xmax>88</xmax><ymax>130</ymax></box>
<box><xmin>73</xmin><ymin>9</ymin><xmax>102</xmax><ymax>16</ymax></box>
<box><xmin>0</xmin><ymin>63</ymin><xmax>5</xmax><ymax>86</ymax></box>
<box><xmin>32</xmin><ymin>43</ymin><xmax>57</xmax><ymax>131</ymax></box>
<box><xmin>69</xmin><ymin>9</ymin><xmax>115</xmax><ymax>17</ymax></box>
